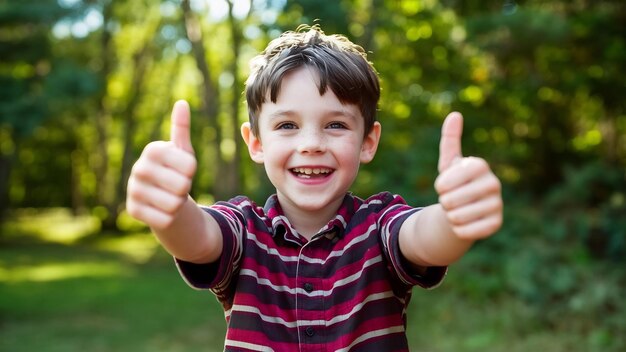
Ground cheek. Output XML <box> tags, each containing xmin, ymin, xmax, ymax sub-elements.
<box><xmin>335</xmin><ymin>138</ymin><xmax>363</xmax><ymax>155</ymax></box>
<box><xmin>263</xmin><ymin>142</ymin><xmax>290</xmax><ymax>163</ymax></box>
<box><xmin>334</xmin><ymin>143</ymin><xmax>364</xmax><ymax>169</ymax></box>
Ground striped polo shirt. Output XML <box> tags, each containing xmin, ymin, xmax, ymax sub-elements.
<box><xmin>176</xmin><ymin>192</ymin><xmax>447</xmax><ymax>351</ymax></box>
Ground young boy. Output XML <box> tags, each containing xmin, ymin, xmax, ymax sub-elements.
<box><xmin>127</xmin><ymin>26</ymin><xmax>502</xmax><ymax>351</ymax></box>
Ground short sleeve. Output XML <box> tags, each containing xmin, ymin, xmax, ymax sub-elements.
<box><xmin>378</xmin><ymin>198</ymin><xmax>447</xmax><ymax>289</ymax></box>
<box><xmin>175</xmin><ymin>202</ymin><xmax>245</xmax><ymax>298</ymax></box>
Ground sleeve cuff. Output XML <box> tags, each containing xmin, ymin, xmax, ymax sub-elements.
<box><xmin>175</xmin><ymin>258</ymin><xmax>222</xmax><ymax>289</ymax></box>
<box><xmin>399</xmin><ymin>254</ymin><xmax>447</xmax><ymax>289</ymax></box>
<box><xmin>387</xmin><ymin>208</ymin><xmax>448</xmax><ymax>289</ymax></box>
<box><xmin>175</xmin><ymin>206</ymin><xmax>238</xmax><ymax>290</ymax></box>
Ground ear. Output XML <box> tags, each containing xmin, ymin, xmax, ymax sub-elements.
<box><xmin>241</xmin><ymin>122</ymin><xmax>264</xmax><ymax>164</ymax></box>
<box><xmin>360</xmin><ymin>121</ymin><xmax>381</xmax><ymax>164</ymax></box>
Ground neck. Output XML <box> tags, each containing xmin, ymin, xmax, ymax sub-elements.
<box><xmin>277</xmin><ymin>195</ymin><xmax>344</xmax><ymax>240</ymax></box>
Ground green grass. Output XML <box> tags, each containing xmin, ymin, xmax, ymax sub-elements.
<box><xmin>1</xmin><ymin>209</ymin><xmax>623</xmax><ymax>351</ymax></box>
<box><xmin>0</xmin><ymin>210</ymin><xmax>226</xmax><ymax>352</ymax></box>
<box><xmin>0</xmin><ymin>245</ymin><xmax>226</xmax><ymax>352</ymax></box>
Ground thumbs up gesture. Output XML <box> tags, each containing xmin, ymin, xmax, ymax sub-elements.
<box><xmin>434</xmin><ymin>112</ymin><xmax>503</xmax><ymax>240</ymax></box>
<box><xmin>126</xmin><ymin>100</ymin><xmax>198</xmax><ymax>230</ymax></box>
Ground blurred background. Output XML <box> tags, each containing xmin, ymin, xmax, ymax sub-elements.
<box><xmin>1</xmin><ymin>0</ymin><xmax>625</xmax><ymax>351</ymax></box>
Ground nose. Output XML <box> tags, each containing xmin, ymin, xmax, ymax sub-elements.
<box><xmin>296</xmin><ymin>128</ymin><xmax>326</xmax><ymax>154</ymax></box>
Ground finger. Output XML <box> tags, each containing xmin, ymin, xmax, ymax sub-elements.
<box><xmin>435</xmin><ymin>157</ymin><xmax>491</xmax><ymax>194</ymax></box>
<box><xmin>437</xmin><ymin>169</ymin><xmax>501</xmax><ymax>209</ymax></box>
<box><xmin>445</xmin><ymin>195</ymin><xmax>503</xmax><ymax>226</ymax></box>
<box><xmin>438</xmin><ymin>112</ymin><xmax>464</xmax><ymax>173</ymax></box>
<box><xmin>170</xmin><ymin>100</ymin><xmax>194</xmax><ymax>153</ymax></box>
<box><xmin>149</xmin><ymin>148</ymin><xmax>197</xmax><ymax>179</ymax></box>
<box><xmin>127</xmin><ymin>179</ymin><xmax>188</xmax><ymax>214</ymax></box>
<box><xmin>451</xmin><ymin>214</ymin><xmax>503</xmax><ymax>240</ymax></box>
<box><xmin>142</xmin><ymin>141</ymin><xmax>197</xmax><ymax>178</ymax></box>
<box><xmin>131</xmin><ymin>157</ymin><xmax>194</xmax><ymax>197</ymax></box>
<box><xmin>126</xmin><ymin>201</ymin><xmax>176</xmax><ymax>231</ymax></box>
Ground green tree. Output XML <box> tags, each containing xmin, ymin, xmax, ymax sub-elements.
<box><xmin>0</xmin><ymin>0</ymin><xmax>99</xmax><ymax>219</ymax></box>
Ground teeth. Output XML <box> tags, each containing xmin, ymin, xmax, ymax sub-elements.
<box><xmin>292</xmin><ymin>167</ymin><xmax>332</xmax><ymax>175</ymax></box>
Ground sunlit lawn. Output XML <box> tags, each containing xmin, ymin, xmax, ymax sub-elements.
<box><xmin>0</xmin><ymin>209</ymin><xmax>225</xmax><ymax>352</ymax></box>
<box><xmin>0</xmin><ymin>209</ymin><xmax>617</xmax><ymax>351</ymax></box>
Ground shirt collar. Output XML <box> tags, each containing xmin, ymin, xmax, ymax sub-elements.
<box><xmin>263</xmin><ymin>193</ymin><xmax>359</xmax><ymax>243</ymax></box>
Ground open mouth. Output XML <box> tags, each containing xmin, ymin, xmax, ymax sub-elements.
<box><xmin>291</xmin><ymin>167</ymin><xmax>333</xmax><ymax>179</ymax></box>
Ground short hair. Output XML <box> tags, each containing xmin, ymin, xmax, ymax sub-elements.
<box><xmin>245</xmin><ymin>25</ymin><xmax>380</xmax><ymax>137</ymax></box>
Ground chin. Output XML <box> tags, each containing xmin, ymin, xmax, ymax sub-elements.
<box><xmin>296</xmin><ymin>195</ymin><xmax>343</xmax><ymax>211</ymax></box>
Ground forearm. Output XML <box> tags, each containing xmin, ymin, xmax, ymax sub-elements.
<box><xmin>399</xmin><ymin>204</ymin><xmax>474</xmax><ymax>267</ymax></box>
<box><xmin>152</xmin><ymin>196</ymin><xmax>223</xmax><ymax>264</ymax></box>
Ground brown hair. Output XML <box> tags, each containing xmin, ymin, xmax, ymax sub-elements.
<box><xmin>245</xmin><ymin>25</ymin><xmax>380</xmax><ymax>137</ymax></box>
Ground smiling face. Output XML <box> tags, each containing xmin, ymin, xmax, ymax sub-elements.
<box><xmin>242</xmin><ymin>67</ymin><xmax>381</xmax><ymax>229</ymax></box>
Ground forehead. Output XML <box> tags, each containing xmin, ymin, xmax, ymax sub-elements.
<box><xmin>260</xmin><ymin>67</ymin><xmax>362</xmax><ymax>121</ymax></box>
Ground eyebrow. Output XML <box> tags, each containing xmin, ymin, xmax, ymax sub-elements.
<box><xmin>266</xmin><ymin>109</ymin><xmax>296</xmax><ymax>120</ymax></box>
<box><xmin>266</xmin><ymin>108</ymin><xmax>359</xmax><ymax>121</ymax></box>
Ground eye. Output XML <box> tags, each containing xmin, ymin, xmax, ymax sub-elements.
<box><xmin>327</xmin><ymin>122</ymin><xmax>347</xmax><ymax>129</ymax></box>
<box><xmin>277</xmin><ymin>122</ymin><xmax>297</xmax><ymax>130</ymax></box>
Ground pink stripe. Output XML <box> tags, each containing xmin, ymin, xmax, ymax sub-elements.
<box><xmin>226</xmin><ymin>329</ymin><xmax>298</xmax><ymax>350</ymax></box>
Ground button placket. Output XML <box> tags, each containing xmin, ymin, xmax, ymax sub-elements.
<box><xmin>296</xmin><ymin>238</ymin><xmax>325</xmax><ymax>348</ymax></box>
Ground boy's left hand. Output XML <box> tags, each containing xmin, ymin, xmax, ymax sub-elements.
<box><xmin>434</xmin><ymin>112</ymin><xmax>503</xmax><ymax>240</ymax></box>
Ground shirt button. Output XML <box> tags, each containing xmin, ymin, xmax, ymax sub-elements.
<box><xmin>305</xmin><ymin>326</ymin><xmax>315</xmax><ymax>337</ymax></box>
<box><xmin>304</xmin><ymin>283</ymin><xmax>314</xmax><ymax>292</ymax></box>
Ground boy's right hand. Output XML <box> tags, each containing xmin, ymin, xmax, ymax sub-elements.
<box><xmin>126</xmin><ymin>100</ymin><xmax>197</xmax><ymax>230</ymax></box>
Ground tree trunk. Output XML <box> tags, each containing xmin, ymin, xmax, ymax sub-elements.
<box><xmin>0</xmin><ymin>149</ymin><xmax>14</xmax><ymax>223</ymax></box>
<box><xmin>149</xmin><ymin>57</ymin><xmax>182</xmax><ymax>142</ymax></box>
<box><xmin>601</xmin><ymin>113</ymin><xmax>620</xmax><ymax>166</ymax></box>
<box><xmin>70</xmin><ymin>148</ymin><xmax>87</xmax><ymax>216</ymax></box>
<box><xmin>181</xmin><ymin>0</ymin><xmax>225</xmax><ymax>199</ymax></box>
<box><xmin>359</xmin><ymin>0</ymin><xmax>383</xmax><ymax>51</ymax></box>
<box><xmin>94</xmin><ymin>1</ymin><xmax>117</xmax><ymax>228</ymax></box>
<box><xmin>224</xmin><ymin>0</ymin><xmax>250</xmax><ymax>198</ymax></box>
<box><xmin>110</xmin><ymin>39</ymin><xmax>153</xmax><ymax>230</ymax></box>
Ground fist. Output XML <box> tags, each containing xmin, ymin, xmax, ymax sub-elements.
<box><xmin>126</xmin><ymin>100</ymin><xmax>197</xmax><ymax>230</ymax></box>
<box><xmin>434</xmin><ymin>112</ymin><xmax>503</xmax><ymax>240</ymax></box>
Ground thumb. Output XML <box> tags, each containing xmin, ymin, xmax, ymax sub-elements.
<box><xmin>438</xmin><ymin>112</ymin><xmax>464</xmax><ymax>173</ymax></box>
<box><xmin>170</xmin><ymin>100</ymin><xmax>194</xmax><ymax>153</ymax></box>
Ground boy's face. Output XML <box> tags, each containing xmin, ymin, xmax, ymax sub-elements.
<box><xmin>242</xmin><ymin>67</ymin><xmax>381</xmax><ymax>215</ymax></box>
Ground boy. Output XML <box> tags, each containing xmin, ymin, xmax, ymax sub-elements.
<box><xmin>127</xmin><ymin>26</ymin><xmax>502</xmax><ymax>351</ymax></box>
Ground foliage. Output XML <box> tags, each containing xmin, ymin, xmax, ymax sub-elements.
<box><xmin>447</xmin><ymin>161</ymin><xmax>626</xmax><ymax>350</ymax></box>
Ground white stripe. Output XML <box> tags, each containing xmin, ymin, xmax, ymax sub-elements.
<box><xmin>318</xmin><ymin>214</ymin><xmax>348</xmax><ymax>232</ymax></box>
<box><xmin>229</xmin><ymin>291</ymin><xmax>398</xmax><ymax>329</ymax></box>
<box><xmin>211</xmin><ymin>199</ymin><xmax>253</xmax><ymax>209</ymax></box>
<box><xmin>232</xmin><ymin>305</ymin><xmax>297</xmax><ymax>327</ymax></box>
<box><xmin>308</xmin><ymin>223</ymin><xmax>377</xmax><ymax>264</ymax></box>
<box><xmin>200</xmin><ymin>205</ymin><xmax>245</xmax><ymax>290</ymax></box>
<box><xmin>239</xmin><ymin>255</ymin><xmax>383</xmax><ymax>297</ymax></box>
<box><xmin>249</xmin><ymin>223</ymin><xmax>377</xmax><ymax>265</ymax></box>
<box><xmin>271</xmin><ymin>213</ymin><xmax>347</xmax><ymax>237</ymax></box>
<box><xmin>380</xmin><ymin>207</ymin><xmax>420</xmax><ymax>286</ymax></box>
<box><xmin>335</xmin><ymin>325</ymin><xmax>406</xmax><ymax>352</ymax></box>
<box><xmin>225</xmin><ymin>339</ymin><xmax>274</xmax><ymax>351</ymax></box>
<box><xmin>230</xmin><ymin>304</ymin><xmax>325</xmax><ymax>328</ymax></box>
<box><xmin>224</xmin><ymin>308</ymin><xmax>231</xmax><ymax>320</ymax></box>
<box><xmin>335</xmin><ymin>214</ymin><xmax>348</xmax><ymax>228</ymax></box>
<box><xmin>325</xmin><ymin>255</ymin><xmax>383</xmax><ymax>293</ymax></box>
<box><xmin>240</xmin><ymin>268</ymin><xmax>297</xmax><ymax>294</ymax></box>
<box><xmin>357</xmin><ymin>199</ymin><xmax>383</xmax><ymax>210</ymax></box>
<box><xmin>248</xmin><ymin>233</ymin><xmax>300</xmax><ymax>262</ymax></box>
<box><xmin>251</xmin><ymin>222</ymin><xmax>377</xmax><ymax>264</ymax></box>
<box><xmin>325</xmin><ymin>291</ymin><xmax>395</xmax><ymax>326</ymax></box>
